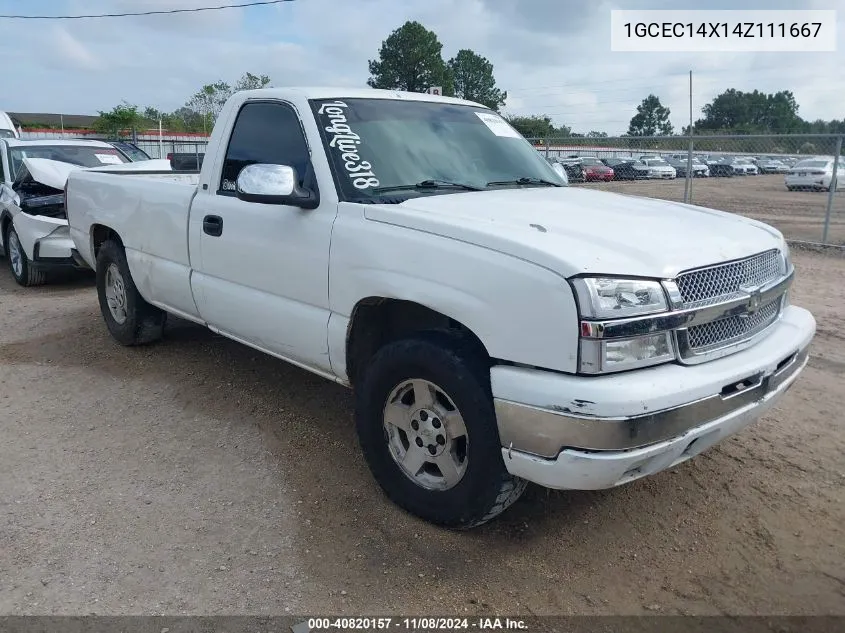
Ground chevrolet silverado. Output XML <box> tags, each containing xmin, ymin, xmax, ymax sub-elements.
<box><xmin>65</xmin><ymin>88</ymin><xmax>816</xmax><ymax>528</ymax></box>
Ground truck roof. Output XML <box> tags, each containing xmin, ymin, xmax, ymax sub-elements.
<box><xmin>234</xmin><ymin>86</ymin><xmax>485</xmax><ymax>108</ymax></box>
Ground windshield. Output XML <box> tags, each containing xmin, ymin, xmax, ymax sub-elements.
<box><xmin>111</xmin><ymin>143</ymin><xmax>151</xmax><ymax>161</ymax></box>
<box><xmin>580</xmin><ymin>157</ymin><xmax>603</xmax><ymax>166</ymax></box>
<box><xmin>8</xmin><ymin>144</ymin><xmax>129</xmax><ymax>180</ymax></box>
<box><xmin>645</xmin><ymin>159</ymin><xmax>668</xmax><ymax>166</ymax></box>
<box><xmin>309</xmin><ymin>98</ymin><xmax>565</xmax><ymax>201</ymax></box>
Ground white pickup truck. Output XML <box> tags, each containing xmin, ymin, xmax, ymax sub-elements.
<box><xmin>65</xmin><ymin>87</ymin><xmax>816</xmax><ymax>529</ymax></box>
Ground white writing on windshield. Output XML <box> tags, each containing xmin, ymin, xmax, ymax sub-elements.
<box><xmin>317</xmin><ymin>101</ymin><xmax>380</xmax><ymax>190</ymax></box>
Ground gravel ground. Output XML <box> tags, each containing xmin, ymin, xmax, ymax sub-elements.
<box><xmin>581</xmin><ymin>174</ymin><xmax>845</xmax><ymax>245</ymax></box>
<box><xmin>0</xmin><ymin>248</ymin><xmax>843</xmax><ymax>616</ymax></box>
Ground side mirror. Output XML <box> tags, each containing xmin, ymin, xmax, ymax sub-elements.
<box><xmin>235</xmin><ymin>163</ymin><xmax>318</xmax><ymax>209</ymax></box>
<box><xmin>550</xmin><ymin>162</ymin><xmax>569</xmax><ymax>184</ymax></box>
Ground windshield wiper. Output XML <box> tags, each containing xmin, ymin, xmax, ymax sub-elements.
<box><xmin>372</xmin><ymin>179</ymin><xmax>484</xmax><ymax>193</ymax></box>
<box><xmin>486</xmin><ymin>176</ymin><xmax>562</xmax><ymax>187</ymax></box>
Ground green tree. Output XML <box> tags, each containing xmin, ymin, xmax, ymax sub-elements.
<box><xmin>627</xmin><ymin>94</ymin><xmax>673</xmax><ymax>136</ymax></box>
<box><xmin>367</xmin><ymin>21</ymin><xmax>452</xmax><ymax>94</ymax></box>
<box><xmin>695</xmin><ymin>88</ymin><xmax>803</xmax><ymax>133</ymax></box>
<box><xmin>804</xmin><ymin>118</ymin><xmax>842</xmax><ymax>134</ymax></box>
<box><xmin>94</xmin><ymin>101</ymin><xmax>145</xmax><ymax>138</ymax></box>
<box><xmin>555</xmin><ymin>123</ymin><xmax>573</xmax><ymax>137</ymax></box>
<box><xmin>586</xmin><ymin>130</ymin><xmax>608</xmax><ymax>138</ymax></box>
<box><xmin>503</xmin><ymin>115</ymin><xmax>558</xmax><ymax>138</ymax></box>
<box><xmin>170</xmin><ymin>106</ymin><xmax>205</xmax><ymax>132</ymax></box>
<box><xmin>234</xmin><ymin>72</ymin><xmax>272</xmax><ymax>92</ymax></box>
<box><xmin>186</xmin><ymin>80</ymin><xmax>232</xmax><ymax>133</ymax></box>
<box><xmin>447</xmin><ymin>49</ymin><xmax>506</xmax><ymax>111</ymax></box>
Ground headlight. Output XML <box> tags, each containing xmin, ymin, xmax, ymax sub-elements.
<box><xmin>571</xmin><ymin>277</ymin><xmax>668</xmax><ymax>319</ymax></box>
<box><xmin>572</xmin><ymin>277</ymin><xmax>675</xmax><ymax>374</ymax></box>
<box><xmin>579</xmin><ymin>332</ymin><xmax>675</xmax><ymax>374</ymax></box>
<box><xmin>605</xmin><ymin>333</ymin><xmax>673</xmax><ymax>366</ymax></box>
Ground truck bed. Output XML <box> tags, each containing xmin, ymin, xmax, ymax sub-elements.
<box><xmin>66</xmin><ymin>169</ymin><xmax>200</xmax><ymax>318</ymax></box>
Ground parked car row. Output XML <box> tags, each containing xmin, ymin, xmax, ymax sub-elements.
<box><xmin>694</xmin><ymin>155</ymin><xmax>759</xmax><ymax>176</ymax></box>
<box><xmin>546</xmin><ymin>151</ymin><xmax>841</xmax><ymax>188</ymax></box>
<box><xmin>663</xmin><ymin>156</ymin><xmax>710</xmax><ymax>178</ymax></box>
<box><xmin>549</xmin><ymin>155</ymin><xmax>684</xmax><ymax>181</ymax></box>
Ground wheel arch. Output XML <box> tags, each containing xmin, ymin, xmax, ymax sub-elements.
<box><xmin>0</xmin><ymin>210</ymin><xmax>12</xmax><ymax>250</ymax></box>
<box><xmin>344</xmin><ymin>297</ymin><xmax>491</xmax><ymax>389</ymax></box>
<box><xmin>91</xmin><ymin>223</ymin><xmax>124</xmax><ymax>258</ymax></box>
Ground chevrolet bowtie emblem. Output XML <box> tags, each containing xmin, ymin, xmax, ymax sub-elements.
<box><xmin>740</xmin><ymin>284</ymin><xmax>762</xmax><ymax>316</ymax></box>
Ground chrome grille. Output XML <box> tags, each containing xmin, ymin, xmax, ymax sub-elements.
<box><xmin>677</xmin><ymin>249</ymin><xmax>783</xmax><ymax>306</ymax></box>
<box><xmin>686</xmin><ymin>297</ymin><xmax>781</xmax><ymax>350</ymax></box>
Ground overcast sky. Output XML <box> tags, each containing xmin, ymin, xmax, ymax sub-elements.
<box><xmin>0</xmin><ymin>0</ymin><xmax>841</xmax><ymax>134</ymax></box>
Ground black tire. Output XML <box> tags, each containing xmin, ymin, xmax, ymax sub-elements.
<box><xmin>5</xmin><ymin>225</ymin><xmax>46</xmax><ymax>287</ymax></box>
<box><xmin>355</xmin><ymin>330</ymin><xmax>527</xmax><ymax>529</ymax></box>
<box><xmin>95</xmin><ymin>239</ymin><xmax>165</xmax><ymax>346</ymax></box>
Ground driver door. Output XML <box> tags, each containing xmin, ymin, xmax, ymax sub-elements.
<box><xmin>189</xmin><ymin>100</ymin><xmax>337</xmax><ymax>375</ymax></box>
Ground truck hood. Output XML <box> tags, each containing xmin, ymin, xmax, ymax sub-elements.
<box><xmin>21</xmin><ymin>157</ymin><xmax>175</xmax><ymax>191</ymax></box>
<box><xmin>362</xmin><ymin>186</ymin><xmax>784</xmax><ymax>279</ymax></box>
<box><xmin>21</xmin><ymin>158</ymin><xmax>80</xmax><ymax>190</ymax></box>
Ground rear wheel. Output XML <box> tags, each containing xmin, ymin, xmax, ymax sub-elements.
<box><xmin>355</xmin><ymin>332</ymin><xmax>527</xmax><ymax>529</ymax></box>
<box><xmin>95</xmin><ymin>239</ymin><xmax>166</xmax><ymax>346</ymax></box>
<box><xmin>5</xmin><ymin>226</ymin><xmax>46</xmax><ymax>287</ymax></box>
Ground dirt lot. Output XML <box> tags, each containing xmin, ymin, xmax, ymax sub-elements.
<box><xmin>579</xmin><ymin>174</ymin><xmax>845</xmax><ymax>246</ymax></box>
<box><xmin>0</xmin><ymin>248</ymin><xmax>844</xmax><ymax>617</ymax></box>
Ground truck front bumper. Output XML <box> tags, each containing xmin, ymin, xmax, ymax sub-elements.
<box><xmin>492</xmin><ymin>305</ymin><xmax>815</xmax><ymax>490</ymax></box>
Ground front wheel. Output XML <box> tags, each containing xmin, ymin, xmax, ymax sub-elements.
<box><xmin>95</xmin><ymin>239</ymin><xmax>166</xmax><ymax>346</ymax></box>
<box><xmin>5</xmin><ymin>226</ymin><xmax>45</xmax><ymax>287</ymax></box>
<box><xmin>355</xmin><ymin>332</ymin><xmax>527</xmax><ymax>529</ymax></box>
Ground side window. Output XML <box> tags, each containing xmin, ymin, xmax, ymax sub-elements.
<box><xmin>219</xmin><ymin>101</ymin><xmax>311</xmax><ymax>194</ymax></box>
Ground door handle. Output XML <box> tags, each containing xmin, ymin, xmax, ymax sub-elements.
<box><xmin>203</xmin><ymin>215</ymin><xmax>223</xmax><ymax>237</ymax></box>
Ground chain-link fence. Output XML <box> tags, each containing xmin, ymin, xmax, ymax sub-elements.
<box><xmin>18</xmin><ymin>129</ymin><xmax>210</xmax><ymax>163</ymax></box>
<box><xmin>134</xmin><ymin>139</ymin><xmax>208</xmax><ymax>161</ymax></box>
<box><xmin>529</xmin><ymin>134</ymin><xmax>845</xmax><ymax>246</ymax></box>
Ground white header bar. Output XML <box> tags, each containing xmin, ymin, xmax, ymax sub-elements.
<box><xmin>610</xmin><ymin>10</ymin><xmax>837</xmax><ymax>52</ymax></box>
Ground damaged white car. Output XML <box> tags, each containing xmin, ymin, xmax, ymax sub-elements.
<box><xmin>0</xmin><ymin>139</ymin><xmax>171</xmax><ymax>286</ymax></box>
